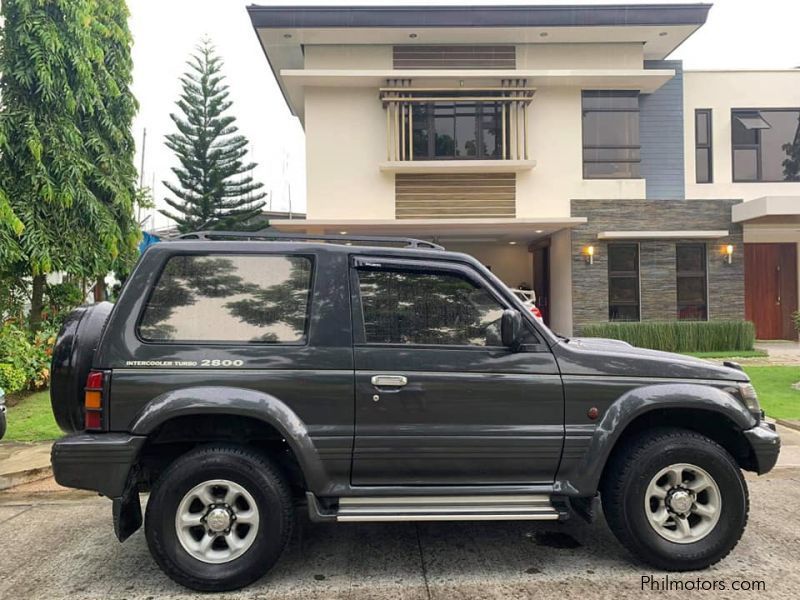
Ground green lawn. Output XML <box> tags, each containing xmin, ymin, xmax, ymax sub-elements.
<box><xmin>3</xmin><ymin>389</ymin><xmax>62</xmax><ymax>442</ymax></box>
<box><xmin>744</xmin><ymin>366</ymin><xmax>800</xmax><ymax>421</ymax></box>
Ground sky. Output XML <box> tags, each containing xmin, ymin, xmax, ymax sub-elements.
<box><xmin>128</xmin><ymin>0</ymin><xmax>800</xmax><ymax>231</ymax></box>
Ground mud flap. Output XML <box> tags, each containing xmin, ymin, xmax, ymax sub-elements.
<box><xmin>112</xmin><ymin>475</ymin><xmax>142</xmax><ymax>542</ymax></box>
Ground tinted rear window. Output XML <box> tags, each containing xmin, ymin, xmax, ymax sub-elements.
<box><xmin>138</xmin><ymin>254</ymin><xmax>312</xmax><ymax>343</ymax></box>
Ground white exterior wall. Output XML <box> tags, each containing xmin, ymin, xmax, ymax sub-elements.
<box><xmin>444</xmin><ymin>242</ymin><xmax>534</xmax><ymax>288</ymax></box>
<box><xmin>683</xmin><ymin>70</ymin><xmax>800</xmax><ymax>201</ymax></box>
<box><xmin>516</xmin><ymin>42</ymin><xmax>643</xmax><ymax>69</ymax></box>
<box><xmin>302</xmin><ymin>43</ymin><xmax>650</xmax><ymax>222</ymax></box>
<box><xmin>684</xmin><ymin>70</ymin><xmax>800</xmax><ymax>319</ymax></box>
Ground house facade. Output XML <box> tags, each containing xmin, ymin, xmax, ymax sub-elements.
<box><xmin>248</xmin><ymin>3</ymin><xmax>800</xmax><ymax>338</ymax></box>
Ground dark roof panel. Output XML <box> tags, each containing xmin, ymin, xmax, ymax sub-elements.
<box><xmin>247</xmin><ymin>4</ymin><xmax>711</xmax><ymax>30</ymax></box>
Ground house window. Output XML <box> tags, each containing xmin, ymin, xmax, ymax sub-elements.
<box><xmin>695</xmin><ymin>109</ymin><xmax>713</xmax><ymax>183</ymax></box>
<box><xmin>732</xmin><ymin>109</ymin><xmax>800</xmax><ymax>182</ymax></box>
<box><xmin>608</xmin><ymin>243</ymin><xmax>640</xmax><ymax>321</ymax></box>
<box><xmin>582</xmin><ymin>91</ymin><xmax>640</xmax><ymax>179</ymax></box>
<box><xmin>676</xmin><ymin>244</ymin><xmax>708</xmax><ymax>321</ymax></box>
<box><xmin>412</xmin><ymin>101</ymin><xmax>503</xmax><ymax>160</ymax></box>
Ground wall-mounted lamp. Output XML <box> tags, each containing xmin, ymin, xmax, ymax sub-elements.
<box><xmin>724</xmin><ymin>244</ymin><xmax>734</xmax><ymax>264</ymax></box>
<box><xmin>585</xmin><ymin>245</ymin><xmax>595</xmax><ymax>265</ymax></box>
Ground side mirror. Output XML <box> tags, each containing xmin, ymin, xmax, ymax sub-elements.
<box><xmin>501</xmin><ymin>309</ymin><xmax>523</xmax><ymax>349</ymax></box>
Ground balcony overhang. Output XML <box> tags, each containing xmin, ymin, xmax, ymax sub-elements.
<box><xmin>280</xmin><ymin>68</ymin><xmax>675</xmax><ymax>120</ymax></box>
<box><xmin>268</xmin><ymin>217</ymin><xmax>586</xmax><ymax>243</ymax></box>
<box><xmin>380</xmin><ymin>160</ymin><xmax>536</xmax><ymax>174</ymax></box>
<box><xmin>731</xmin><ymin>196</ymin><xmax>800</xmax><ymax>225</ymax></box>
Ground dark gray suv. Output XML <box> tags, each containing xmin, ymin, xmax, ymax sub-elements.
<box><xmin>50</xmin><ymin>233</ymin><xmax>780</xmax><ymax>592</ymax></box>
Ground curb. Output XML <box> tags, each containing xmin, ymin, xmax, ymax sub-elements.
<box><xmin>776</xmin><ymin>419</ymin><xmax>800</xmax><ymax>433</ymax></box>
<box><xmin>0</xmin><ymin>464</ymin><xmax>53</xmax><ymax>491</ymax></box>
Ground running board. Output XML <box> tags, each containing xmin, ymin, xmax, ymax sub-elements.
<box><xmin>308</xmin><ymin>494</ymin><xmax>561</xmax><ymax>522</ymax></box>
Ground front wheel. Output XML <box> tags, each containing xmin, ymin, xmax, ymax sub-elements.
<box><xmin>145</xmin><ymin>445</ymin><xmax>294</xmax><ymax>592</ymax></box>
<box><xmin>601</xmin><ymin>428</ymin><xmax>749</xmax><ymax>571</ymax></box>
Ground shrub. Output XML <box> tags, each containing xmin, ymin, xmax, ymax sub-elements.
<box><xmin>0</xmin><ymin>320</ymin><xmax>57</xmax><ymax>391</ymax></box>
<box><xmin>0</xmin><ymin>362</ymin><xmax>27</xmax><ymax>394</ymax></box>
<box><xmin>793</xmin><ymin>311</ymin><xmax>800</xmax><ymax>334</ymax></box>
<box><xmin>579</xmin><ymin>321</ymin><xmax>755</xmax><ymax>353</ymax></box>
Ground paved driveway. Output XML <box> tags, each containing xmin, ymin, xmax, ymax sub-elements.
<box><xmin>2</xmin><ymin>431</ymin><xmax>800</xmax><ymax>599</ymax></box>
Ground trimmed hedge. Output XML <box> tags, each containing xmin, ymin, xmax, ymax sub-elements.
<box><xmin>579</xmin><ymin>321</ymin><xmax>755</xmax><ymax>353</ymax></box>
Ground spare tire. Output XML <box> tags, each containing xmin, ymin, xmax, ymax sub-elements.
<box><xmin>50</xmin><ymin>302</ymin><xmax>114</xmax><ymax>433</ymax></box>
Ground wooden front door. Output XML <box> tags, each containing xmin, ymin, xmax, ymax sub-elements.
<box><xmin>745</xmin><ymin>243</ymin><xmax>798</xmax><ymax>340</ymax></box>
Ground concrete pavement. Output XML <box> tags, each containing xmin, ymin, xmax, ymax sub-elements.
<box><xmin>0</xmin><ymin>442</ymin><xmax>52</xmax><ymax>490</ymax></box>
<box><xmin>1</xmin><ymin>427</ymin><xmax>800</xmax><ymax>599</ymax></box>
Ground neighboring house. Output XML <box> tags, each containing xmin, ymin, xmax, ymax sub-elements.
<box><xmin>247</xmin><ymin>3</ymin><xmax>800</xmax><ymax>339</ymax></box>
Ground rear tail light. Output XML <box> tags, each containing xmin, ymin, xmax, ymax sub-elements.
<box><xmin>84</xmin><ymin>370</ymin><xmax>107</xmax><ymax>431</ymax></box>
<box><xmin>531</xmin><ymin>306</ymin><xmax>543</xmax><ymax>319</ymax></box>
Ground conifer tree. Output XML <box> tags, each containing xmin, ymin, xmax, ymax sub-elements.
<box><xmin>162</xmin><ymin>40</ymin><xmax>266</xmax><ymax>233</ymax></box>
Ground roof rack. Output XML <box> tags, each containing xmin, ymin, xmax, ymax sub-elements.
<box><xmin>175</xmin><ymin>230</ymin><xmax>445</xmax><ymax>251</ymax></box>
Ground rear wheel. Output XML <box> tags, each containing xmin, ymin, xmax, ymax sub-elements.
<box><xmin>601</xmin><ymin>428</ymin><xmax>749</xmax><ymax>571</ymax></box>
<box><xmin>145</xmin><ymin>445</ymin><xmax>293</xmax><ymax>592</ymax></box>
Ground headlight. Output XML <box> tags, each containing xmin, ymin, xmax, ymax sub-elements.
<box><xmin>737</xmin><ymin>383</ymin><xmax>761</xmax><ymax>414</ymax></box>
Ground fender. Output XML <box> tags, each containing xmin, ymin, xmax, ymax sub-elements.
<box><xmin>555</xmin><ymin>382</ymin><xmax>756</xmax><ymax>497</ymax></box>
<box><xmin>129</xmin><ymin>386</ymin><xmax>330</xmax><ymax>493</ymax></box>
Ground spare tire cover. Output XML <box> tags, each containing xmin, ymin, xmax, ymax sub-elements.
<box><xmin>50</xmin><ymin>302</ymin><xmax>113</xmax><ymax>433</ymax></box>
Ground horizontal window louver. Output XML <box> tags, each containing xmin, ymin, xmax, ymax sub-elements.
<box><xmin>393</xmin><ymin>45</ymin><xmax>516</xmax><ymax>69</ymax></box>
<box><xmin>395</xmin><ymin>173</ymin><xmax>516</xmax><ymax>219</ymax></box>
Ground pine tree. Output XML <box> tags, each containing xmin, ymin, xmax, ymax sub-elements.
<box><xmin>0</xmin><ymin>0</ymin><xmax>140</xmax><ymax>331</ymax></box>
<box><xmin>161</xmin><ymin>39</ymin><xmax>266</xmax><ymax>233</ymax></box>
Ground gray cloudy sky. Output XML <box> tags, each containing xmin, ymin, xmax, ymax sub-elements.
<box><xmin>128</xmin><ymin>0</ymin><xmax>800</xmax><ymax>230</ymax></box>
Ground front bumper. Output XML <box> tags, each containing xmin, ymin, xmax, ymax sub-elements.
<box><xmin>743</xmin><ymin>421</ymin><xmax>781</xmax><ymax>474</ymax></box>
<box><xmin>51</xmin><ymin>432</ymin><xmax>146</xmax><ymax>498</ymax></box>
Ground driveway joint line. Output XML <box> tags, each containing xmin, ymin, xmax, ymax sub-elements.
<box><xmin>416</xmin><ymin>524</ymin><xmax>432</xmax><ymax>600</ymax></box>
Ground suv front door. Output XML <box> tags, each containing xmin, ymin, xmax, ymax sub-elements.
<box><xmin>350</xmin><ymin>256</ymin><xmax>563</xmax><ymax>486</ymax></box>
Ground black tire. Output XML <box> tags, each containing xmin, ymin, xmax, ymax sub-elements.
<box><xmin>600</xmin><ymin>428</ymin><xmax>749</xmax><ymax>571</ymax></box>
<box><xmin>145</xmin><ymin>445</ymin><xmax>294</xmax><ymax>592</ymax></box>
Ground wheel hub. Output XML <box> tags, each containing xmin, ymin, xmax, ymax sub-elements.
<box><xmin>175</xmin><ymin>479</ymin><xmax>260</xmax><ymax>564</ymax></box>
<box><xmin>644</xmin><ymin>463</ymin><xmax>722</xmax><ymax>544</ymax></box>
<box><xmin>666</xmin><ymin>489</ymin><xmax>693</xmax><ymax>515</ymax></box>
<box><xmin>205</xmin><ymin>506</ymin><xmax>232</xmax><ymax>533</ymax></box>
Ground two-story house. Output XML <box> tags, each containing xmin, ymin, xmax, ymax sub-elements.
<box><xmin>247</xmin><ymin>3</ymin><xmax>800</xmax><ymax>339</ymax></box>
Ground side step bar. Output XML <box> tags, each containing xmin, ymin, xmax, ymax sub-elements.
<box><xmin>308</xmin><ymin>493</ymin><xmax>561</xmax><ymax>522</ymax></box>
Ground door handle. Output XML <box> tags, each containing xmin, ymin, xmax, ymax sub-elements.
<box><xmin>371</xmin><ymin>375</ymin><xmax>408</xmax><ymax>387</ymax></box>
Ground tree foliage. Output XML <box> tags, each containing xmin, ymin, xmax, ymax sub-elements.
<box><xmin>0</xmin><ymin>0</ymin><xmax>140</xmax><ymax>278</ymax></box>
<box><xmin>161</xmin><ymin>39</ymin><xmax>266</xmax><ymax>233</ymax></box>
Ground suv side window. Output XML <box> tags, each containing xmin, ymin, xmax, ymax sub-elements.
<box><xmin>356</xmin><ymin>266</ymin><xmax>505</xmax><ymax>347</ymax></box>
<box><xmin>138</xmin><ymin>254</ymin><xmax>313</xmax><ymax>343</ymax></box>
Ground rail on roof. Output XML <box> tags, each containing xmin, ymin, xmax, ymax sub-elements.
<box><xmin>174</xmin><ymin>230</ymin><xmax>445</xmax><ymax>251</ymax></box>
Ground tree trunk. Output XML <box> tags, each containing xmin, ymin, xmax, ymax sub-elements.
<box><xmin>29</xmin><ymin>274</ymin><xmax>46</xmax><ymax>333</ymax></box>
<box><xmin>93</xmin><ymin>277</ymin><xmax>105</xmax><ymax>302</ymax></box>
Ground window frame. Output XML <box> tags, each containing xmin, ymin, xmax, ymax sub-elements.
<box><xmin>694</xmin><ymin>109</ymin><xmax>713</xmax><ymax>184</ymax></box>
<box><xmin>409</xmin><ymin>100</ymin><xmax>506</xmax><ymax>161</ymax></box>
<box><xmin>607</xmin><ymin>243</ymin><xmax>641</xmax><ymax>322</ymax></box>
<box><xmin>731</xmin><ymin>107</ymin><xmax>800</xmax><ymax>183</ymax></box>
<box><xmin>582</xmin><ymin>90</ymin><xmax>641</xmax><ymax>180</ymax></box>
<box><xmin>349</xmin><ymin>255</ymin><xmax>545</xmax><ymax>351</ymax></box>
<box><xmin>675</xmin><ymin>243</ymin><xmax>709</xmax><ymax>321</ymax></box>
<box><xmin>135</xmin><ymin>252</ymin><xmax>316</xmax><ymax>346</ymax></box>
